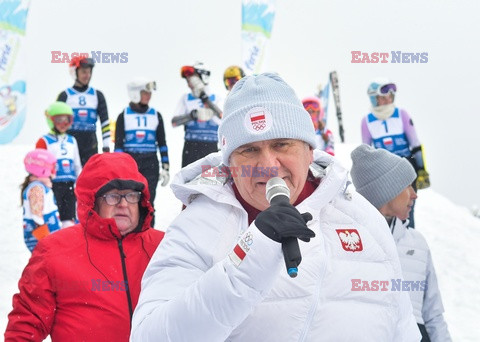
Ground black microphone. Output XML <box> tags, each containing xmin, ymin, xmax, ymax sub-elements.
<box><xmin>266</xmin><ymin>177</ymin><xmax>302</xmax><ymax>278</ymax></box>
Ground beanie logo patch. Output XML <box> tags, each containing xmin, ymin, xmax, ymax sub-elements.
<box><xmin>336</xmin><ymin>229</ymin><xmax>363</xmax><ymax>252</ymax></box>
<box><xmin>244</xmin><ymin>107</ymin><xmax>272</xmax><ymax>134</ymax></box>
<box><xmin>221</xmin><ymin>135</ymin><xmax>227</xmax><ymax>147</ymax></box>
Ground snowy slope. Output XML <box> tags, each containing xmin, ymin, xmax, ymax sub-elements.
<box><xmin>1</xmin><ymin>143</ymin><xmax>479</xmax><ymax>341</ymax></box>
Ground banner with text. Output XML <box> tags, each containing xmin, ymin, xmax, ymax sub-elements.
<box><xmin>0</xmin><ymin>0</ymin><xmax>30</xmax><ymax>144</ymax></box>
<box><xmin>241</xmin><ymin>0</ymin><xmax>276</xmax><ymax>75</ymax></box>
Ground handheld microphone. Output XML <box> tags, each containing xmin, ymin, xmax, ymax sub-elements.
<box><xmin>266</xmin><ymin>177</ymin><xmax>302</xmax><ymax>278</ymax></box>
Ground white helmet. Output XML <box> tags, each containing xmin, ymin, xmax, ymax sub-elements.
<box><xmin>127</xmin><ymin>77</ymin><xmax>156</xmax><ymax>103</ymax></box>
<box><xmin>193</xmin><ymin>62</ymin><xmax>211</xmax><ymax>85</ymax></box>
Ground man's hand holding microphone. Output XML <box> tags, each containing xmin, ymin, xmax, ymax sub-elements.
<box><xmin>255</xmin><ymin>177</ymin><xmax>315</xmax><ymax>278</ymax></box>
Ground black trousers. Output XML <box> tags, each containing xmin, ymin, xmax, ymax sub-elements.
<box><xmin>128</xmin><ymin>152</ymin><xmax>159</xmax><ymax>227</ymax></box>
<box><xmin>127</xmin><ymin>152</ymin><xmax>159</xmax><ymax>204</ymax></box>
<box><xmin>68</xmin><ymin>130</ymin><xmax>98</xmax><ymax>166</ymax></box>
<box><xmin>52</xmin><ymin>181</ymin><xmax>76</xmax><ymax>222</ymax></box>
<box><xmin>182</xmin><ymin>141</ymin><xmax>219</xmax><ymax>168</ymax></box>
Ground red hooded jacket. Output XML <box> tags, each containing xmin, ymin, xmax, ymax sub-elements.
<box><xmin>5</xmin><ymin>153</ymin><xmax>164</xmax><ymax>341</ymax></box>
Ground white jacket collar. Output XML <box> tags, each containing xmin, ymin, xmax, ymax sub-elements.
<box><xmin>390</xmin><ymin>217</ymin><xmax>408</xmax><ymax>242</ymax></box>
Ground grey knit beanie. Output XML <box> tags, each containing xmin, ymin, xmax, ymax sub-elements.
<box><xmin>350</xmin><ymin>144</ymin><xmax>417</xmax><ymax>208</ymax></box>
<box><xmin>218</xmin><ymin>73</ymin><xmax>317</xmax><ymax>166</ymax></box>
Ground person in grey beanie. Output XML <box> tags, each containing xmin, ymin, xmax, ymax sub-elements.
<box><xmin>351</xmin><ymin>144</ymin><xmax>451</xmax><ymax>342</ymax></box>
<box><xmin>131</xmin><ymin>73</ymin><xmax>420</xmax><ymax>342</ymax></box>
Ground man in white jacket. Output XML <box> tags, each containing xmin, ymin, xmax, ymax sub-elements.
<box><xmin>131</xmin><ymin>73</ymin><xmax>420</xmax><ymax>342</ymax></box>
<box><xmin>350</xmin><ymin>144</ymin><xmax>451</xmax><ymax>341</ymax></box>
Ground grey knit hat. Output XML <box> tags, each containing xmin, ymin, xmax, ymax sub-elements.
<box><xmin>218</xmin><ymin>73</ymin><xmax>317</xmax><ymax>166</ymax></box>
<box><xmin>350</xmin><ymin>144</ymin><xmax>417</xmax><ymax>208</ymax></box>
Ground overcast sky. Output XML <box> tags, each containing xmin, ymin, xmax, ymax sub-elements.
<box><xmin>14</xmin><ymin>0</ymin><xmax>480</xmax><ymax>208</ymax></box>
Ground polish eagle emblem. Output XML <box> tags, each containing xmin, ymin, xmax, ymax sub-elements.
<box><xmin>336</xmin><ymin>229</ymin><xmax>363</xmax><ymax>252</ymax></box>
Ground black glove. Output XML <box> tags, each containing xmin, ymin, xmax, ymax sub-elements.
<box><xmin>189</xmin><ymin>109</ymin><xmax>198</xmax><ymax>120</ymax></box>
<box><xmin>255</xmin><ymin>202</ymin><xmax>315</xmax><ymax>243</ymax></box>
<box><xmin>199</xmin><ymin>92</ymin><xmax>210</xmax><ymax>104</ymax></box>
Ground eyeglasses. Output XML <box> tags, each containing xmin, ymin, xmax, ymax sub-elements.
<box><xmin>52</xmin><ymin>116</ymin><xmax>73</xmax><ymax>124</ymax></box>
<box><xmin>181</xmin><ymin>66</ymin><xmax>195</xmax><ymax>78</ymax></box>
<box><xmin>100</xmin><ymin>191</ymin><xmax>142</xmax><ymax>205</ymax></box>
<box><xmin>302</xmin><ymin>101</ymin><xmax>320</xmax><ymax>112</ymax></box>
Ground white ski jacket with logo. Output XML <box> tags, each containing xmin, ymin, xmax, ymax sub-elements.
<box><xmin>131</xmin><ymin>150</ymin><xmax>420</xmax><ymax>342</ymax></box>
<box><xmin>390</xmin><ymin>217</ymin><xmax>451</xmax><ymax>341</ymax></box>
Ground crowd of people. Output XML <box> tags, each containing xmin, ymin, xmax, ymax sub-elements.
<box><xmin>5</xmin><ymin>57</ymin><xmax>449</xmax><ymax>342</ymax></box>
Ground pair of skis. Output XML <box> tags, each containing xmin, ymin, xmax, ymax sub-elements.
<box><xmin>320</xmin><ymin>71</ymin><xmax>345</xmax><ymax>143</ymax></box>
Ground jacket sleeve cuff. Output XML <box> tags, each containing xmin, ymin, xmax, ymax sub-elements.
<box><xmin>223</xmin><ymin>222</ymin><xmax>283</xmax><ymax>296</ymax></box>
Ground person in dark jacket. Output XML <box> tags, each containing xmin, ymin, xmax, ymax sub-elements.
<box><xmin>5</xmin><ymin>153</ymin><xmax>164</xmax><ymax>342</ymax></box>
<box><xmin>115</xmin><ymin>77</ymin><xmax>170</xmax><ymax>226</ymax></box>
<box><xmin>57</xmin><ymin>56</ymin><xmax>111</xmax><ymax>166</ymax></box>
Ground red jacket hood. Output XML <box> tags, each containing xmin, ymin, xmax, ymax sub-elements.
<box><xmin>75</xmin><ymin>153</ymin><xmax>154</xmax><ymax>239</ymax></box>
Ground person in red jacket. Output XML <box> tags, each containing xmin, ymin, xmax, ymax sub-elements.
<box><xmin>5</xmin><ymin>152</ymin><xmax>164</xmax><ymax>342</ymax></box>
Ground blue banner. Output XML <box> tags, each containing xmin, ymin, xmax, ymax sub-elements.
<box><xmin>0</xmin><ymin>0</ymin><xmax>30</xmax><ymax>144</ymax></box>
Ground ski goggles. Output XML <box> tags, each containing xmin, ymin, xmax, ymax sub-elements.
<box><xmin>370</xmin><ymin>83</ymin><xmax>397</xmax><ymax>96</ymax></box>
<box><xmin>142</xmin><ymin>81</ymin><xmax>156</xmax><ymax>92</ymax></box>
<box><xmin>302</xmin><ymin>100</ymin><xmax>320</xmax><ymax>112</ymax></box>
<box><xmin>181</xmin><ymin>66</ymin><xmax>195</xmax><ymax>78</ymax></box>
<box><xmin>78</xmin><ymin>57</ymin><xmax>95</xmax><ymax>68</ymax></box>
<box><xmin>52</xmin><ymin>115</ymin><xmax>73</xmax><ymax>124</ymax></box>
<box><xmin>224</xmin><ymin>76</ymin><xmax>241</xmax><ymax>89</ymax></box>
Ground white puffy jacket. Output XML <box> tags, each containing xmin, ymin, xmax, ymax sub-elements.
<box><xmin>390</xmin><ymin>217</ymin><xmax>452</xmax><ymax>341</ymax></box>
<box><xmin>131</xmin><ymin>151</ymin><xmax>420</xmax><ymax>342</ymax></box>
